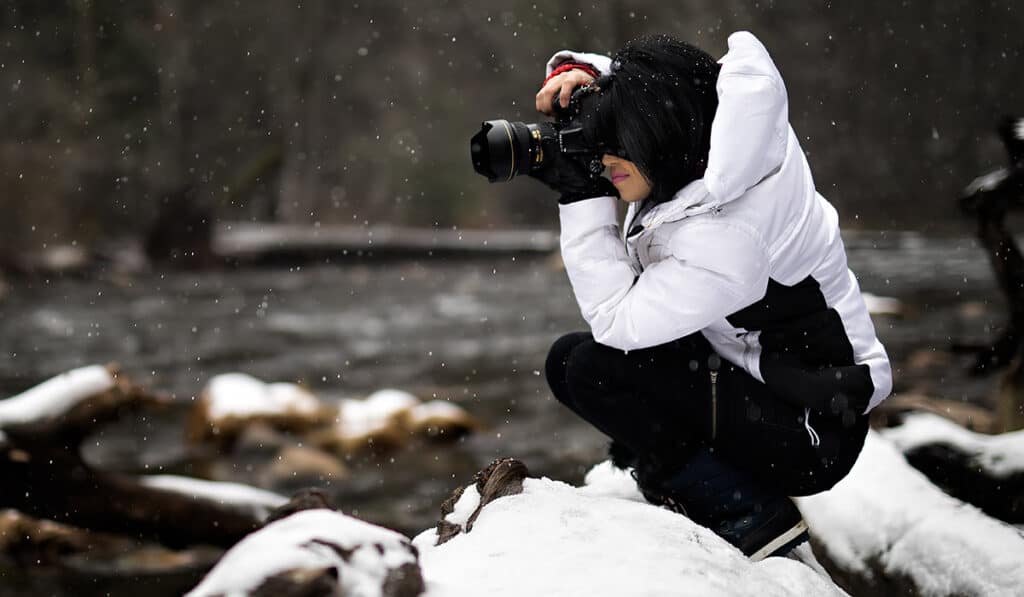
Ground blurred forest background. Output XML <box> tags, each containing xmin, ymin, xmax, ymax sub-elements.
<box><xmin>1</xmin><ymin>0</ymin><xmax>1021</xmax><ymax>259</ymax></box>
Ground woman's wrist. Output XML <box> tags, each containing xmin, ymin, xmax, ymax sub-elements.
<box><xmin>542</xmin><ymin>62</ymin><xmax>599</xmax><ymax>87</ymax></box>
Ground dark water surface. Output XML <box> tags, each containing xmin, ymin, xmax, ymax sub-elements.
<box><xmin>0</xmin><ymin>231</ymin><xmax>1009</xmax><ymax>593</ymax></box>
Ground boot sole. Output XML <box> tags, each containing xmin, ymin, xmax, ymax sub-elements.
<box><xmin>749</xmin><ymin>519</ymin><xmax>809</xmax><ymax>562</ymax></box>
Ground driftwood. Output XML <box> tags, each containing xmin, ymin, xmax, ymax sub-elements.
<box><xmin>0</xmin><ymin>365</ymin><xmax>279</xmax><ymax>549</ymax></box>
<box><xmin>957</xmin><ymin>116</ymin><xmax>1024</xmax><ymax>430</ymax></box>
<box><xmin>433</xmin><ymin>457</ymin><xmax>529</xmax><ymax>546</ymax></box>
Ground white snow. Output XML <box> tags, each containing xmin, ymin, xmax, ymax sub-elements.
<box><xmin>797</xmin><ymin>431</ymin><xmax>1024</xmax><ymax>596</ymax></box>
<box><xmin>187</xmin><ymin>509</ymin><xmax>418</xmax><ymax>597</ymax></box>
<box><xmin>406</xmin><ymin>400</ymin><xmax>467</xmax><ymax>425</ymax></box>
<box><xmin>334</xmin><ymin>389</ymin><xmax>419</xmax><ymax>437</ymax></box>
<box><xmin>203</xmin><ymin>373</ymin><xmax>323</xmax><ymax>421</ymax></box>
<box><xmin>441</xmin><ymin>484</ymin><xmax>481</xmax><ymax>529</ymax></box>
<box><xmin>578</xmin><ymin>459</ymin><xmax>646</xmax><ymax>502</ymax></box>
<box><xmin>861</xmin><ymin>293</ymin><xmax>902</xmax><ymax>316</ymax></box>
<box><xmin>963</xmin><ymin>167</ymin><xmax>1009</xmax><ymax>195</ymax></box>
<box><xmin>0</xmin><ymin>365</ymin><xmax>115</xmax><ymax>427</ymax></box>
<box><xmin>414</xmin><ymin>474</ymin><xmax>845</xmax><ymax>597</ymax></box>
<box><xmin>139</xmin><ymin>475</ymin><xmax>287</xmax><ymax>520</ymax></box>
<box><xmin>880</xmin><ymin>411</ymin><xmax>1024</xmax><ymax>478</ymax></box>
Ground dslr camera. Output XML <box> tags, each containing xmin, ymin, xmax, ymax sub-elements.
<box><xmin>469</xmin><ymin>86</ymin><xmax>611</xmax><ymax>184</ymax></box>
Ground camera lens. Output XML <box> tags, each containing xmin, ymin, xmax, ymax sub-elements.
<box><xmin>470</xmin><ymin>120</ymin><xmax>536</xmax><ymax>182</ymax></box>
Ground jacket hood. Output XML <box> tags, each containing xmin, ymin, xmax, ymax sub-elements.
<box><xmin>627</xmin><ymin>31</ymin><xmax>790</xmax><ymax>234</ymax></box>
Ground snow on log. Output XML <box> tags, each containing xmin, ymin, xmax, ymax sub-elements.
<box><xmin>312</xmin><ymin>389</ymin><xmax>481</xmax><ymax>453</ymax></box>
<box><xmin>189</xmin><ymin>373</ymin><xmax>334</xmax><ymax>444</ymax></box>
<box><xmin>796</xmin><ymin>431</ymin><xmax>1024</xmax><ymax>596</ymax></box>
<box><xmin>1</xmin><ymin>367</ymin><xmax>280</xmax><ymax>549</ymax></box>
<box><xmin>880</xmin><ymin>412</ymin><xmax>1024</xmax><ymax>523</ymax></box>
<box><xmin>138</xmin><ymin>476</ymin><xmax>288</xmax><ymax>521</ymax></box>
<box><xmin>861</xmin><ymin>293</ymin><xmax>903</xmax><ymax>317</ymax></box>
<box><xmin>414</xmin><ymin>459</ymin><xmax>845</xmax><ymax>597</ymax></box>
<box><xmin>0</xmin><ymin>365</ymin><xmax>115</xmax><ymax>426</ymax></box>
<box><xmin>186</xmin><ymin>509</ymin><xmax>424</xmax><ymax>597</ymax></box>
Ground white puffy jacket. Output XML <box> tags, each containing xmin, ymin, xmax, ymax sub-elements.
<box><xmin>547</xmin><ymin>31</ymin><xmax>892</xmax><ymax>413</ymax></box>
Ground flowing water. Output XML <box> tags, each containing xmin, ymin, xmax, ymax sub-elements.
<box><xmin>0</xmin><ymin>231</ymin><xmax>1009</xmax><ymax>593</ymax></box>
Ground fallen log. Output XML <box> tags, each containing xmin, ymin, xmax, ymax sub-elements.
<box><xmin>797</xmin><ymin>431</ymin><xmax>1024</xmax><ymax>596</ymax></box>
<box><xmin>880</xmin><ymin>411</ymin><xmax>1024</xmax><ymax>524</ymax></box>
<box><xmin>0</xmin><ymin>365</ymin><xmax>286</xmax><ymax>549</ymax></box>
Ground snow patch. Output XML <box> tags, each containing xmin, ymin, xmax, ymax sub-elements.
<box><xmin>579</xmin><ymin>460</ymin><xmax>646</xmax><ymax>502</ymax></box>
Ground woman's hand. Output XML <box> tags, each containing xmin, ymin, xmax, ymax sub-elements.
<box><xmin>535</xmin><ymin>68</ymin><xmax>596</xmax><ymax>115</ymax></box>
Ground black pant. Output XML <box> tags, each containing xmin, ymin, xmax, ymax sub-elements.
<box><xmin>545</xmin><ymin>331</ymin><xmax>869</xmax><ymax>497</ymax></box>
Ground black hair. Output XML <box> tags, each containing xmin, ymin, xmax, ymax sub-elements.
<box><xmin>582</xmin><ymin>35</ymin><xmax>720</xmax><ymax>205</ymax></box>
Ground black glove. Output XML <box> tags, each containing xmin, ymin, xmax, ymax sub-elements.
<box><xmin>528</xmin><ymin>153</ymin><xmax>618</xmax><ymax>204</ymax></box>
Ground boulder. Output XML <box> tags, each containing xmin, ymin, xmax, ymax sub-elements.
<box><xmin>414</xmin><ymin>458</ymin><xmax>845</xmax><ymax>597</ymax></box>
<box><xmin>187</xmin><ymin>509</ymin><xmax>424</xmax><ymax>597</ymax></box>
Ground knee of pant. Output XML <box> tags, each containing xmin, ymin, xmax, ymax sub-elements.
<box><xmin>563</xmin><ymin>338</ymin><xmax>613</xmax><ymax>395</ymax></box>
<box><xmin>545</xmin><ymin>332</ymin><xmax>591</xmax><ymax>402</ymax></box>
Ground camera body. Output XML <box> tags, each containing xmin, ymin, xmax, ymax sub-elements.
<box><xmin>470</xmin><ymin>87</ymin><xmax>607</xmax><ymax>183</ymax></box>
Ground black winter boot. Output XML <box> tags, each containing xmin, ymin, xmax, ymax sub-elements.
<box><xmin>641</xmin><ymin>448</ymin><xmax>808</xmax><ymax>560</ymax></box>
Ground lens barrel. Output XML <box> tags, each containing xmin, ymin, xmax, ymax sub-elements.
<box><xmin>470</xmin><ymin>120</ymin><xmax>539</xmax><ymax>182</ymax></box>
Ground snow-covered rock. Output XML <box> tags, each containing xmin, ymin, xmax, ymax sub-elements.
<box><xmin>313</xmin><ymin>389</ymin><xmax>480</xmax><ymax>453</ymax></box>
<box><xmin>413</xmin><ymin>460</ymin><xmax>845</xmax><ymax>597</ymax></box>
<box><xmin>187</xmin><ymin>509</ymin><xmax>423</xmax><ymax>597</ymax></box>
<box><xmin>190</xmin><ymin>373</ymin><xmax>334</xmax><ymax>443</ymax></box>
<box><xmin>797</xmin><ymin>431</ymin><xmax>1024</xmax><ymax>596</ymax></box>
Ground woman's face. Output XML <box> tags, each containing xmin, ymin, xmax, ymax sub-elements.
<box><xmin>602</xmin><ymin>154</ymin><xmax>651</xmax><ymax>203</ymax></box>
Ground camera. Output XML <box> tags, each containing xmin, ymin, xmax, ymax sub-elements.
<box><xmin>469</xmin><ymin>86</ymin><xmax>609</xmax><ymax>183</ymax></box>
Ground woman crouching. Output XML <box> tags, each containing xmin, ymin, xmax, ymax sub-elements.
<box><xmin>532</xmin><ymin>32</ymin><xmax>892</xmax><ymax>560</ymax></box>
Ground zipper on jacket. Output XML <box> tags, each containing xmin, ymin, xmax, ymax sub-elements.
<box><xmin>709</xmin><ymin>370</ymin><xmax>719</xmax><ymax>440</ymax></box>
<box><xmin>707</xmin><ymin>354</ymin><xmax>721</xmax><ymax>441</ymax></box>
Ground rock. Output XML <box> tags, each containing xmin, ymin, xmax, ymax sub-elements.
<box><xmin>415</xmin><ymin>459</ymin><xmax>845</xmax><ymax>596</ymax></box>
<box><xmin>188</xmin><ymin>373</ymin><xmax>335</xmax><ymax>447</ymax></box>
<box><xmin>797</xmin><ymin>431</ymin><xmax>1024</xmax><ymax>596</ymax></box>
<box><xmin>403</xmin><ymin>401</ymin><xmax>482</xmax><ymax>441</ymax></box>
<box><xmin>0</xmin><ymin>509</ymin><xmax>128</xmax><ymax>563</ymax></box>
<box><xmin>313</xmin><ymin>390</ymin><xmax>481</xmax><ymax>454</ymax></box>
<box><xmin>187</xmin><ymin>509</ymin><xmax>424</xmax><ymax>597</ymax></box>
<box><xmin>260</xmin><ymin>445</ymin><xmax>348</xmax><ymax>489</ymax></box>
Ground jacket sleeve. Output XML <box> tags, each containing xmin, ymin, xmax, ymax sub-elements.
<box><xmin>703</xmin><ymin>31</ymin><xmax>790</xmax><ymax>205</ymax></box>
<box><xmin>558</xmin><ymin>197</ymin><xmax>769</xmax><ymax>351</ymax></box>
<box><xmin>545</xmin><ymin>50</ymin><xmax>613</xmax><ymax>77</ymax></box>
